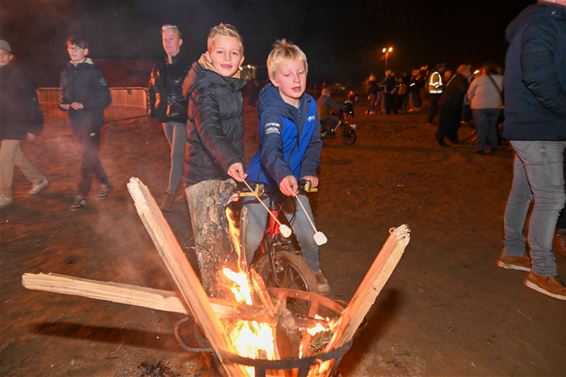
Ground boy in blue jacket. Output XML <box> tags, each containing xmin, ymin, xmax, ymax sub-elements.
<box><xmin>244</xmin><ymin>40</ymin><xmax>329</xmax><ymax>294</ymax></box>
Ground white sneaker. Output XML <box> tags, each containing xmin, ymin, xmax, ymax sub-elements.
<box><xmin>0</xmin><ymin>196</ymin><xmax>13</xmax><ymax>209</ymax></box>
<box><xmin>28</xmin><ymin>177</ymin><xmax>49</xmax><ymax>195</ymax></box>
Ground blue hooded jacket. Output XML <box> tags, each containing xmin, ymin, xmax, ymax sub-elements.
<box><xmin>246</xmin><ymin>84</ymin><xmax>321</xmax><ymax>188</ymax></box>
<box><xmin>503</xmin><ymin>3</ymin><xmax>566</xmax><ymax>140</ymax></box>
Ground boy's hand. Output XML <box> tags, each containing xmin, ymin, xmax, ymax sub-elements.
<box><xmin>301</xmin><ymin>176</ymin><xmax>319</xmax><ymax>188</ymax></box>
<box><xmin>26</xmin><ymin>133</ymin><xmax>37</xmax><ymax>142</ymax></box>
<box><xmin>70</xmin><ymin>102</ymin><xmax>84</xmax><ymax>110</ymax></box>
<box><xmin>60</xmin><ymin>103</ymin><xmax>70</xmax><ymax>111</ymax></box>
<box><xmin>279</xmin><ymin>175</ymin><xmax>298</xmax><ymax>196</ymax></box>
<box><xmin>227</xmin><ymin>162</ymin><xmax>247</xmax><ymax>182</ymax></box>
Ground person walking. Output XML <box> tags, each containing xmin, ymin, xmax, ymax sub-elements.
<box><xmin>498</xmin><ymin>0</ymin><xmax>566</xmax><ymax>300</ymax></box>
<box><xmin>0</xmin><ymin>39</ymin><xmax>48</xmax><ymax>208</ymax></box>
<box><xmin>148</xmin><ymin>24</ymin><xmax>191</xmax><ymax>211</ymax></box>
<box><xmin>60</xmin><ymin>36</ymin><xmax>112</xmax><ymax>211</ymax></box>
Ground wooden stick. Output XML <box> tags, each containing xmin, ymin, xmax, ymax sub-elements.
<box><xmin>241</xmin><ymin>179</ymin><xmax>283</xmax><ymax>228</ymax></box>
<box><xmin>249</xmin><ymin>269</ymin><xmax>278</xmax><ymax>319</ymax></box>
<box><xmin>127</xmin><ymin>177</ymin><xmax>244</xmax><ymax>376</ymax></box>
<box><xmin>22</xmin><ymin>272</ymin><xmax>269</xmax><ymax>322</ymax></box>
<box><xmin>292</xmin><ymin>192</ymin><xmax>318</xmax><ymax>232</ymax></box>
<box><xmin>325</xmin><ymin>224</ymin><xmax>410</xmax><ymax>351</ymax></box>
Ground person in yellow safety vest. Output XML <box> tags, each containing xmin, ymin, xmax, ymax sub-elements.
<box><xmin>427</xmin><ymin>63</ymin><xmax>447</xmax><ymax>124</ymax></box>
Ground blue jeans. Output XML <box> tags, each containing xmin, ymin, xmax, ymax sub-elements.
<box><xmin>503</xmin><ymin>141</ymin><xmax>566</xmax><ymax>276</ymax></box>
<box><xmin>162</xmin><ymin>122</ymin><xmax>187</xmax><ymax>194</ymax></box>
<box><xmin>472</xmin><ymin>108</ymin><xmax>499</xmax><ymax>150</ymax></box>
<box><xmin>243</xmin><ymin>194</ymin><xmax>321</xmax><ymax>272</ymax></box>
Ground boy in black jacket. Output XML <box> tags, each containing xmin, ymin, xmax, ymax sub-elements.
<box><xmin>60</xmin><ymin>36</ymin><xmax>112</xmax><ymax>211</ymax></box>
<box><xmin>182</xmin><ymin>23</ymin><xmax>247</xmax><ymax>296</ymax></box>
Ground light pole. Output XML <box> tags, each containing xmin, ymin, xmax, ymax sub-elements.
<box><xmin>382</xmin><ymin>46</ymin><xmax>394</xmax><ymax>71</ymax></box>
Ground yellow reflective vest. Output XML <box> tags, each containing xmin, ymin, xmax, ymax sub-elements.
<box><xmin>428</xmin><ymin>71</ymin><xmax>443</xmax><ymax>94</ymax></box>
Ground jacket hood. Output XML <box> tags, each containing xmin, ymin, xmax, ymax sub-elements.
<box><xmin>506</xmin><ymin>3</ymin><xmax>566</xmax><ymax>42</ymax></box>
<box><xmin>183</xmin><ymin>60</ymin><xmax>246</xmax><ymax>98</ymax></box>
<box><xmin>258</xmin><ymin>83</ymin><xmax>310</xmax><ymax>125</ymax></box>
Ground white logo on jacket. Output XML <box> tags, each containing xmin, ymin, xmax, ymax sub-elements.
<box><xmin>264</xmin><ymin>122</ymin><xmax>280</xmax><ymax>135</ymax></box>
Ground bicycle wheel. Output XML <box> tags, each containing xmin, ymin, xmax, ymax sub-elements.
<box><xmin>254</xmin><ymin>251</ymin><xmax>319</xmax><ymax>293</ymax></box>
<box><xmin>343</xmin><ymin>125</ymin><xmax>356</xmax><ymax>144</ymax></box>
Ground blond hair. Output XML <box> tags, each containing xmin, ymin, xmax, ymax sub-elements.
<box><xmin>207</xmin><ymin>23</ymin><xmax>243</xmax><ymax>53</ymax></box>
<box><xmin>267</xmin><ymin>39</ymin><xmax>308</xmax><ymax>78</ymax></box>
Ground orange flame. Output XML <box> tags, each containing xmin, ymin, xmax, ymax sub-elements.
<box><xmin>223</xmin><ymin>207</ymin><xmax>336</xmax><ymax>377</ymax></box>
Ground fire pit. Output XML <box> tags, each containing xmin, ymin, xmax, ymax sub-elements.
<box><xmin>21</xmin><ymin>178</ymin><xmax>410</xmax><ymax>377</ymax></box>
<box><xmin>174</xmin><ymin>289</ymin><xmax>353</xmax><ymax>377</ymax></box>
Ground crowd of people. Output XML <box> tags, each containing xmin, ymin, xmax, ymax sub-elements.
<box><xmin>0</xmin><ymin>0</ymin><xmax>564</xmax><ymax>300</ymax></box>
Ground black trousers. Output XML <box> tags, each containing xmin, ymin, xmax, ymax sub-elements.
<box><xmin>74</xmin><ymin>127</ymin><xmax>110</xmax><ymax>196</ymax></box>
<box><xmin>428</xmin><ymin>94</ymin><xmax>441</xmax><ymax>123</ymax></box>
<box><xmin>437</xmin><ymin>106</ymin><xmax>462</xmax><ymax>143</ymax></box>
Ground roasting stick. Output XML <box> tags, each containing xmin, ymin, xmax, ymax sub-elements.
<box><xmin>241</xmin><ymin>179</ymin><xmax>292</xmax><ymax>238</ymax></box>
<box><xmin>292</xmin><ymin>192</ymin><xmax>327</xmax><ymax>246</ymax></box>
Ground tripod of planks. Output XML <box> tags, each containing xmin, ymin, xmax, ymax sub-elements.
<box><xmin>22</xmin><ymin>177</ymin><xmax>410</xmax><ymax>377</ymax></box>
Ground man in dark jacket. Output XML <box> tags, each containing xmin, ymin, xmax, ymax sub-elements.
<box><xmin>0</xmin><ymin>39</ymin><xmax>49</xmax><ymax>208</ymax></box>
<box><xmin>60</xmin><ymin>36</ymin><xmax>112</xmax><ymax>211</ymax></box>
<box><xmin>148</xmin><ymin>24</ymin><xmax>191</xmax><ymax>211</ymax></box>
<box><xmin>436</xmin><ymin>64</ymin><xmax>472</xmax><ymax>146</ymax></box>
<box><xmin>499</xmin><ymin>0</ymin><xmax>566</xmax><ymax>300</ymax></box>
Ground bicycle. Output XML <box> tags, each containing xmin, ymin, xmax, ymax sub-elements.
<box><xmin>238</xmin><ymin>180</ymin><xmax>320</xmax><ymax>294</ymax></box>
<box><xmin>320</xmin><ymin>100</ymin><xmax>357</xmax><ymax>145</ymax></box>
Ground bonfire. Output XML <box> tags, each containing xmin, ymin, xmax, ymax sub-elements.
<box><xmin>22</xmin><ymin>177</ymin><xmax>410</xmax><ymax>377</ymax></box>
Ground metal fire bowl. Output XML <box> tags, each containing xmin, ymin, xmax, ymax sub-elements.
<box><xmin>174</xmin><ymin>287</ymin><xmax>351</xmax><ymax>377</ymax></box>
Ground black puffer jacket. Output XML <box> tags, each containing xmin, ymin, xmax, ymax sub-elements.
<box><xmin>60</xmin><ymin>58</ymin><xmax>111</xmax><ymax>130</ymax></box>
<box><xmin>0</xmin><ymin>62</ymin><xmax>43</xmax><ymax>140</ymax></box>
<box><xmin>503</xmin><ymin>3</ymin><xmax>566</xmax><ymax>140</ymax></box>
<box><xmin>148</xmin><ymin>51</ymin><xmax>191</xmax><ymax>123</ymax></box>
<box><xmin>182</xmin><ymin>61</ymin><xmax>247</xmax><ymax>185</ymax></box>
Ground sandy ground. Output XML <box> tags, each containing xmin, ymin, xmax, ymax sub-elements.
<box><xmin>1</xmin><ymin>102</ymin><xmax>565</xmax><ymax>377</ymax></box>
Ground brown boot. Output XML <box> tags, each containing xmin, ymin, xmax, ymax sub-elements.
<box><xmin>160</xmin><ymin>192</ymin><xmax>175</xmax><ymax>212</ymax></box>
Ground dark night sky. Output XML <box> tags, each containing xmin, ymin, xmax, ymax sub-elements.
<box><xmin>1</xmin><ymin>0</ymin><xmax>534</xmax><ymax>87</ymax></box>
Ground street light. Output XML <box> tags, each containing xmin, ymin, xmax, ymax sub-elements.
<box><xmin>382</xmin><ymin>46</ymin><xmax>394</xmax><ymax>70</ymax></box>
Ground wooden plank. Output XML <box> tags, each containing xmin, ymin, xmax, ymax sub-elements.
<box><xmin>127</xmin><ymin>177</ymin><xmax>245</xmax><ymax>376</ymax></box>
<box><xmin>22</xmin><ymin>272</ymin><xmax>268</xmax><ymax>322</ymax></box>
<box><xmin>325</xmin><ymin>224</ymin><xmax>410</xmax><ymax>351</ymax></box>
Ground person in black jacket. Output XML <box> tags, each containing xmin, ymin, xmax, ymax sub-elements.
<box><xmin>0</xmin><ymin>39</ymin><xmax>49</xmax><ymax>208</ymax></box>
<box><xmin>60</xmin><ymin>36</ymin><xmax>112</xmax><ymax>211</ymax></box>
<box><xmin>181</xmin><ymin>23</ymin><xmax>247</xmax><ymax>296</ymax></box>
<box><xmin>436</xmin><ymin>64</ymin><xmax>472</xmax><ymax>146</ymax></box>
<box><xmin>499</xmin><ymin>0</ymin><xmax>566</xmax><ymax>300</ymax></box>
<box><xmin>148</xmin><ymin>25</ymin><xmax>191</xmax><ymax>211</ymax></box>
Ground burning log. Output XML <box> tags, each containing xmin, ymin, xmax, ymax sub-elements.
<box><xmin>127</xmin><ymin>177</ymin><xmax>246</xmax><ymax>376</ymax></box>
<box><xmin>325</xmin><ymin>225</ymin><xmax>410</xmax><ymax>351</ymax></box>
<box><xmin>21</xmin><ymin>272</ymin><xmax>271</xmax><ymax>322</ymax></box>
<box><xmin>185</xmin><ymin>179</ymin><xmax>239</xmax><ymax>297</ymax></box>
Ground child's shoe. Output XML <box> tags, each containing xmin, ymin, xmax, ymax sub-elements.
<box><xmin>70</xmin><ymin>195</ymin><xmax>87</xmax><ymax>211</ymax></box>
<box><xmin>98</xmin><ymin>184</ymin><xmax>113</xmax><ymax>199</ymax></box>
